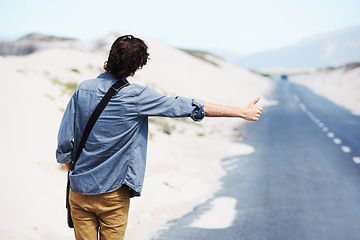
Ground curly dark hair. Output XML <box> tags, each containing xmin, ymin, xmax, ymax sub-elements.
<box><xmin>104</xmin><ymin>35</ymin><xmax>149</xmax><ymax>79</ymax></box>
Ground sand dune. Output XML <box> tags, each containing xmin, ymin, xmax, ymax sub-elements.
<box><xmin>289</xmin><ymin>64</ymin><xmax>360</xmax><ymax>116</ymax></box>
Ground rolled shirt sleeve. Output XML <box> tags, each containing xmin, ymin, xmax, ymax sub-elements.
<box><xmin>190</xmin><ymin>98</ymin><xmax>205</xmax><ymax>121</ymax></box>
<box><xmin>136</xmin><ymin>87</ymin><xmax>205</xmax><ymax>121</ymax></box>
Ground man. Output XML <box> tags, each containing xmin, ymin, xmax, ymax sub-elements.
<box><xmin>56</xmin><ymin>35</ymin><xmax>262</xmax><ymax>240</ymax></box>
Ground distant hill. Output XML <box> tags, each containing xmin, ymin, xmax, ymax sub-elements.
<box><xmin>229</xmin><ymin>25</ymin><xmax>360</xmax><ymax>70</ymax></box>
<box><xmin>0</xmin><ymin>32</ymin><xmax>110</xmax><ymax>56</ymax></box>
<box><xmin>0</xmin><ymin>33</ymin><xmax>77</xmax><ymax>56</ymax></box>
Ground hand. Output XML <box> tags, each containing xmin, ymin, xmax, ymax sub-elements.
<box><xmin>65</xmin><ymin>162</ymin><xmax>72</xmax><ymax>171</ymax></box>
<box><xmin>242</xmin><ymin>97</ymin><xmax>263</xmax><ymax>121</ymax></box>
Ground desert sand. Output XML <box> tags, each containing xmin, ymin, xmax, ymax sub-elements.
<box><xmin>289</xmin><ymin>65</ymin><xmax>360</xmax><ymax>116</ymax></box>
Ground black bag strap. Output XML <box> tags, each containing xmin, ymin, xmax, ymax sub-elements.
<box><xmin>70</xmin><ymin>78</ymin><xmax>129</xmax><ymax>171</ymax></box>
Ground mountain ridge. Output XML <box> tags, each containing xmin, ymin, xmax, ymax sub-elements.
<box><xmin>223</xmin><ymin>25</ymin><xmax>360</xmax><ymax>70</ymax></box>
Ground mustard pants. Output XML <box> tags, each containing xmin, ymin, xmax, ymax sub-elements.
<box><xmin>69</xmin><ymin>186</ymin><xmax>130</xmax><ymax>240</ymax></box>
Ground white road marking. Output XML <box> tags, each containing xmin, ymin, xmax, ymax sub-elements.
<box><xmin>327</xmin><ymin>132</ymin><xmax>335</xmax><ymax>138</ymax></box>
<box><xmin>341</xmin><ymin>146</ymin><xmax>352</xmax><ymax>153</ymax></box>
<box><xmin>190</xmin><ymin>197</ymin><xmax>237</xmax><ymax>229</ymax></box>
<box><xmin>314</xmin><ymin>119</ymin><xmax>321</xmax><ymax>125</ymax></box>
<box><xmin>298</xmin><ymin>99</ymin><xmax>357</xmax><ymax>161</ymax></box>
<box><xmin>353</xmin><ymin>157</ymin><xmax>360</xmax><ymax>164</ymax></box>
<box><xmin>293</xmin><ymin>94</ymin><xmax>299</xmax><ymax>103</ymax></box>
<box><xmin>299</xmin><ymin>103</ymin><xmax>307</xmax><ymax>112</ymax></box>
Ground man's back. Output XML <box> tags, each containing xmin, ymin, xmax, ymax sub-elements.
<box><xmin>57</xmin><ymin>72</ymin><xmax>205</xmax><ymax>197</ymax></box>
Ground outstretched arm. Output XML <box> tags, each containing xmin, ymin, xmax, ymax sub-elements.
<box><xmin>203</xmin><ymin>97</ymin><xmax>263</xmax><ymax>121</ymax></box>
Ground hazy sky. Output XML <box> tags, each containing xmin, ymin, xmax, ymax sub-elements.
<box><xmin>1</xmin><ymin>0</ymin><xmax>360</xmax><ymax>55</ymax></box>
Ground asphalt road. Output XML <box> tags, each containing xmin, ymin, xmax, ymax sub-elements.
<box><xmin>152</xmin><ymin>80</ymin><xmax>360</xmax><ymax>240</ymax></box>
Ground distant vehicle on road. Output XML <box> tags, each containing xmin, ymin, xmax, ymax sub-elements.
<box><xmin>280</xmin><ymin>74</ymin><xmax>288</xmax><ymax>81</ymax></box>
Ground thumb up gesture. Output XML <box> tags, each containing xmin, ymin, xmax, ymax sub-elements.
<box><xmin>242</xmin><ymin>97</ymin><xmax>263</xmax><ymax>121</ymax></box>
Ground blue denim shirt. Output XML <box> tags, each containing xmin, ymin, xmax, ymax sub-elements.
<box><xmin>56</xmin><ymin>72</ymin><xmax>205</xmax><ymax>197</ymax></box>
